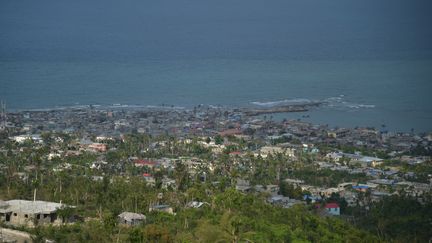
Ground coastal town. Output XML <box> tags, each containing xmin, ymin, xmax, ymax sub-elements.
<box><xmin>0</xmin><ymin>104</ymin><xmax>431</xmax><ymax>242</ymax></box>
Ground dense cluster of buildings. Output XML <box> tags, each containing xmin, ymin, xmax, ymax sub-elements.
<box><xmin>0</xmin><ymin>105</ymin><xmax>431</xmax><ymax>229</ymax></box>
<box><xmin>3</xmin><ymin>105</ymin><xmax>430</xmax><ymax>153</ymax></box>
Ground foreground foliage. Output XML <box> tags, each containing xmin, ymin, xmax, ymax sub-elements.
<box><xmin>31</xmin><ymin>189</ymin><xmax>378</xmax><ymax>243</ymax></box>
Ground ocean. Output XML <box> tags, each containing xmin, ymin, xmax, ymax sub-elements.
<box><xmin>1</xmin><ymin>0</ymin><xmax>432</xmax><ymax>132</ymax></box>
<box><xmin>1</xmin><ymin>59</ymin><xmax>431</xmax><ymax>132</ymax></box>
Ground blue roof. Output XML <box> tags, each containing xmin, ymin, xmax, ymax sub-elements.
<box><xmin>303</xmin><ymin>195</ymin><xmax>320</xmax><ymax>200</ymax></box>
<box><xmin>152</xmin><ymin>204</ymin><xmax>171</xmax><ymax>209</ymax></box>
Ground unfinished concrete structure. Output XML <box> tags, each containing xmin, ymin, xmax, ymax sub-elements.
<box><xmin>0</xmin><ymin>200</ymin><xmax>71</xmax><ymax>227</ymax></box>
<box><xmin>118</xmin><ymin>212</ymin><xmax>146</xmax><ymax>226</ymax></box>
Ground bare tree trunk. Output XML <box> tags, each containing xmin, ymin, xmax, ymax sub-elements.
<box><xmin>59</xmin><ymin>177</ymin><xmax>62</xmax><ymax>193</ymax></box>
<box><xmin>116</xmin><ymin>227</ymin><xmax>121</xmax><ymax>243</ymax></box>
<box><xmin>99</xmin><ymin>205</ymin><xmax>102</xmax><ymax>220</ymax></box>
<box><xmin>135</xmin><ymin>195</ymin><xmax>137</xmax><ymax>213</ymax></box>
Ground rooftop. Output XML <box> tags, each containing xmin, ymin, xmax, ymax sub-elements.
<box><xmin>325</xmin><ymin>203</ymin><xmax>340</xmax><ymax>209</ymax></box>
<box><xmin>118</xmin><ymin>212</ymin><xmax>146</xmax><ymax>221</ymax></box>
<box><xmin>0</xmin><ymin>200</ymin><xmax>67</xmax><ymax>214</ymax></box>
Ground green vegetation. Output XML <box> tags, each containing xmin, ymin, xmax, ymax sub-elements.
<box><xmin>1</xmin><ymin>132</ymin><xmax>431</xmax><ymax>242</ymax></box>
<box><xmin>29</xmin><ymin>190</ymin><xmax>378</xmax><ymax>243</ymax></box>
<box><xmin>348</xmin><ymin>196</ymin><xmax>432</xmax><ymax>243</ymax></box>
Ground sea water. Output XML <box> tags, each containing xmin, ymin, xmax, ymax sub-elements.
<box><xmin>1</xmin><ymin>59</ymin><xmax>431</xmax><ymax>132</ymax></box>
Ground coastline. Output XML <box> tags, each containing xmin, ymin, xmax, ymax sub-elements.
<box><xmin>2</xmin><ymin>102</ymin><xmax>431</xmax><ymax>135</ymax></box>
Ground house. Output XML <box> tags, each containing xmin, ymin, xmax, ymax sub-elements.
<box><xmin>143</xmin><ymin>173</ymin><xmax>156</xmax><ymax>187</ymax></box>
<box><xmin>235</xmin><ymin>179</ymin><xmax>251</xmax><ymax>193</ymax></box>
<box><xmin>268</xmin><ymin>184</ymin><xmax>280</xmax><ymax>193</ymax></box>
<box><xmin>90</xmin><ymin>161</ymin><xmax>108</xmax><ymax>170</ymax></box>
<box><xmin>267</xmin><ymin>195</ymin><xmax>303</xmax><ymax>208</ymax></box>
<box><xmin>354</xmin><ymin>156</ymin><xmax>383</xmax><ymax>167</ymax></box>
<box><xmin>149</xmin><ymin>205</ymin><xmax>174</xmax><ymax>215</ymax></box>
<box><xmin>96</xmin><ymin>136</ymin><xmax>114</xmax><ymax>142</ymax></box>
<box><xmin>352</xmin><ymin>185</ymin><xmax>370</xmax><ymax>192</ymax></box>
<box><xmin>284</xmin><ymin>178</ymin><xmax>304</xmax><ymax>187</ymax></box>
<box><xmin>161</xmin><ymin>177</ymin><xmax>177</xmax><ymax>190</ymax></box>
<box><xmin>219</xmin><ymin>129</ymin><xmax>242</xmax><ymax>137</ymax></box>
<box><xmin>88</xmin><ymin>143</ymin><xmax>107</xmax><ymax>152</ymax></box>
<box><xmin>267</xmin><ymin>195</ymin><xmax>290</xmax><ymax>205</ymax></box>
<box><xmin>186</xmin><ymin>201</ymin><xmax>210</xmax><ymax>208</ymax></box>
<box><xmin>257</xmin><ymin>146</ymin><xmax>295</xmax><ymax>158</ymax></box>
<box><xmin>0</xmin><ymin>200</ymin><xmax>74</xmax><ymax>227</ymax></box>
<box><xmin>340</xmin><ymin>191</ymin><xmax>357</xmax><ymax>207</ymax></box>
<box><xmin>368</xmin><ymin>179</ymin><xmax>395</xmax><ymax>186</ymax></box>
<box><xmin>371</xmin><ymin>191</ymin><xmax>392</xmax><ymax>202</ymax></box>
<box><xmin>10</xmin><ymin>134</ymin><xmax>43</xmax><ymax>144</ymax></box>
<box><xmin>118</xmin><ymin>212</ymin><xmax>146</xmax><ymax>226</ymax></box>
<box><xmin>324</xmin><ymin>203</ymin><xmax>340</xmax><ymax>216</ymax></box>
<box><xmin>303</xmin><ymin>195</ymin><xmax>321</xmax><ymax>203</ymax></box>
<box><xmin>134</xmin><ymin>159</ymin><xmax>158</xmax><ymax>168</ymax></box>
<box><xmin>255</xmin><ymin>184</ymin><xmax>279</xmax><ymax>194</ymax></box>
<box><xmin>327</xmin><ymin>152</ymin><xmax>383</xmax><ymax>167</ymax></box>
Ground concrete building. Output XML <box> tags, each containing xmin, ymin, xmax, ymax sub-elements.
<box><xmin>325</xmin><ymin>203</ymin><xmax>340</xmax><ymax>216</ymax></box>
<box><xmin>118</xmin><ymin>212</ymin><xmax>146</xmax><ymax>226</ymax></box>
<box><xmin>149</xmin><ymin>205</ymin><xmax>174</xmax><ymax>215</ymax></box>
<box><xmin>257</xmin><ymin>146</ymin><xmax>295</xmax><ymax>158</ymax></box>
<box><xmin>0</xmin><ymin>200</ymin><xmax>72</xmax><ymax>227</ymax></box>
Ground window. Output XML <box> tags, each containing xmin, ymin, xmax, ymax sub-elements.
<box><xmin>37</xmin><ymin>214</ymin><xmax>40</xmax><ymax>219</ymax></box>
<box><xmin>25</xmin><ymin>214</ymin><xmax>28</xmax><ymax>218</ymax></box>
<box><xmin>13</xmin><ymin>213</ymin><xmax>17</xmax><ymax>216</ymax></box>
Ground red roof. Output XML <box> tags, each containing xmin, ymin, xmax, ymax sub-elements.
<box><xmin>135</xmin><ymin>159</ymin><xmax>157</xmax><ymax>165</ymax></box>
<box><xmin>143</xmin><ymin>173</ymin><xmax>152</xmax><ymax>177</ymax></box>
<box><xmin>219</xmin><ymin>129</ymin><xmax>242</xmax><ymax>136</ymax></box>
<box><xmin>229</xmin><ymin>151</ymin><xmax>242</xmax><ymax>155</ymax></box>
<box><xmin>325</xmin><ymin>203</ymin><xmax>340</xmax><ymax>209</ymax></box>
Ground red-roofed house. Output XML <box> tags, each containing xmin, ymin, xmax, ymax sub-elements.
<box><xmin>325</xmin><ymin>203</ymin><xmax>340</xmax><ymax>216</ymax></box>
<box><xmin>219</xmin><ymin>129</ymin><xmax>242</xmax><ymax>137</ymax></box>
<box><xmin>88</xmin><ymin>143</ymin><xmax>107</xmax><ymax>152</ymax></box>
<box><xmin>142</xmin><ymin>173</ymin><xmax>155</xmax><ymax>186</ymax></box>
<box><xmin>134</xmin><ymin>160</ymin><xmax>157</xmax><ymax>168</ymax></box>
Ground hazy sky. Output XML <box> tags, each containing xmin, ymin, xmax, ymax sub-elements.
<box><xmin>1</xmin><ymin>0</ymin><xmax>432</xmax><ymax>61</ymax></box>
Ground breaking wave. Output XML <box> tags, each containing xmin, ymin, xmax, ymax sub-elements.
<box><xmin>251</xmin><ymin>96</ymin><xmax>375</xmax><ymax>110</ymax></box>
<box><xmin>251</xmin><ymin>98</ymin><xmax>316</xmax><ymax>107</ymax></box>
<box><xmin>323</xmin><ymin>96</ymin><xmax>375</xmax><ymax>109</ymax></box>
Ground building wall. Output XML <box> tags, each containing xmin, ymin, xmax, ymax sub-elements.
<box><xmin>118</xmin><ymin>218</ymin><xmax>144</xmax><ymax>226</ymax></box>
<box><xmin>5</xmin><ymin>212</ymin><xmax>62</xmax><ymax>227</ymax></box>
<box><xmin>9</xmin><ymin>211</ymin><xmax>34</xmax><ymax>226</ymax></box>
<box><xmin>326</xmin><ymin>207</ymin><xmax>340</xmax><ymax>216</ymax></box>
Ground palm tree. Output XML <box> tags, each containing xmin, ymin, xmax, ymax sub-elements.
<box><xmin>219</xmin><ymin>212</ymin><xmax>256</xmax><ymax>243</ymax></box>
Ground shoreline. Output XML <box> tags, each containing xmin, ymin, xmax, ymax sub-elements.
<box><xmin>2</xmin><ymin>102</ymin><xmax>431</xmax><ymax>135</ymax></box>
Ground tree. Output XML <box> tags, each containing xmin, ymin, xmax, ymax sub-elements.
<box><xmin>174</xmin><ymin>161</ymin><xmax>189</xmax><ymax>191</ymax></box>
<box><xmin>143</xmin><ymin>224</ymin><xmax>172</xmax><ymax>243</ymax></box>
<box><xmin>57</xmin><ymin>205</ymin><xmax>76</xmax><ymax>223</ymax></box>
<box><xmin>215</xmin><ymin>135</ymin><xmax>224</xmax><ymax>145</ymax></box>
<box><xmin>279</xmin><ymin>181</ymin><xmax>303</xmax><ymax>199</ymax></box>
